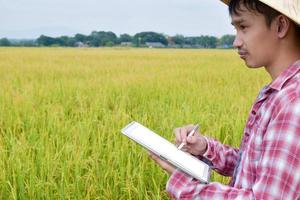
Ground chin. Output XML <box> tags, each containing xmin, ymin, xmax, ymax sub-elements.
<box><xmin>244</xmin><ymin>60</ymin><xmax>264</xmax><ymax>69</ymax></box>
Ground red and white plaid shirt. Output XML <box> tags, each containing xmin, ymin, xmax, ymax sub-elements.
<box><xmin>167</xmin><ymin>60</ymin><xmax>300</xmax><ymax>199</ymax></box>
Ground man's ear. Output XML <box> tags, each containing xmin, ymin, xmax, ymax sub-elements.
<box><xmin>276</xmin><ymin>15</ymin><xmax>291</xmax><ymax>38</ymax></box>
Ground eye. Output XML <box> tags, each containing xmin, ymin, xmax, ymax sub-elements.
<box><xmin>240</xmin><ymin>25</ymin><xmax>247</xmax><ymax>30</ymax></box>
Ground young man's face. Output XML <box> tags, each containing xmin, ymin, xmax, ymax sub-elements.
<box><xmin>231</xmin><ymin>5</ymin><xmax>277</xmax><ymax>68</ymax></box>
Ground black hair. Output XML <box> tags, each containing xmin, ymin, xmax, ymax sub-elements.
<box><xmin>229</xmin><ymin>0</ymin><xmax>280</xmax><ymax>27</ymax></box>
<box><xmin>229</xmin><ymin>0</ymin><xmax>300</xmax><ymax>40</ymax></box>
<box><xmin>296</xmin><ymin>25</ymin><xmax>300</xmax><ymax>39</ymax></box>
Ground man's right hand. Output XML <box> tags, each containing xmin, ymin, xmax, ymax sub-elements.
<box><xmin>174</xmin><ymin>124</ymin><xmax>208</xmax><ymax>156</ymax></box>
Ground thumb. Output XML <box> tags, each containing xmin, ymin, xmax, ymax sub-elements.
<box><xmin>186</xmin><ymin>135</ymin><xmax>196</xmax><ymax>144</ymax></box>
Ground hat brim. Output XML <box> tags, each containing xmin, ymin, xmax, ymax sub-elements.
<box><xmin>220</xmin><ymin>0</ymin><xmax>300</xmax><ymax>25</ymax></box>
<box><xmin>221</xmin><ymin>0</ymin><xmax>230</xmax><ymax>5</ymax></box>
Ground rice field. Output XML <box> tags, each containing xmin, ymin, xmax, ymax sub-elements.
<box><xmin>0</xmin><ymin>47</ymin><xmax>270</xmax><ymax>199</ymax></box>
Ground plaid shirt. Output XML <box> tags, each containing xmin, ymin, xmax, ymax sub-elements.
<box><xmin>167</xmin><ymin>60</ymin><xmax>300</xmax><ymax>199</ymax></box>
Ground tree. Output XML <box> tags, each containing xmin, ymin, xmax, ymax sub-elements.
<box><xmin>119</xmin><ymin>34</ymin><xmax>133</xmax><ymax>43</ymax></box>
<box><xmin>219</xmin><ymin>34</ymin><xmax>235</xmax><ymax>48</ymax></box>
<box><xmin>195</xmin><ymin>36</ymin><xmax>218</xmax><ymax>48</ymax></box>
<box><xmin>74</xmin><ymin>34</ymin><xmax>88</xmax><ymax>43</ymax></box>
<box><xmin>19</xmin><ymin>32</ymin><xmax>236</xmax><ymax>48</ymax></box>
<box><xmin>60</xmin><ymin>36</ymin><xmax>69</xmax><ymax>46</ymax></box>
<box><xmin>37</xmin><ymin>35</ymin><xmax>58</xmax><ymax>46</ymax></box>
<box><xmin>0</xmin><ymin>38</ymin><xmax>11</xmax><ymax>46</ymax></box>
<box><xmin>105</xmin><ymin>41</ymin><xmax>114</xmax><ymax>47</ymax></box>
<box><xmin>89</xmin><ymin>31</ymin><xmax>118</xmax><ymax>47</ymax></box>
<box><xmin>101</xmin><ymin>31</ymin><xmax>117</xmax><ymax>46</ymax></box>
<box><xmin>133</xmin><ymin>32</ymin><xmax>168</xmax><ymax>46</ymax></box>
<box><xmin>17</xmin><ymin>39</ymin><xmax>37</xmax><ymax>47</ymax></box>
<box><xmin>172</xmin><ymin>35</ymin><xmax>185</xmax><ymax>47</ymax></box>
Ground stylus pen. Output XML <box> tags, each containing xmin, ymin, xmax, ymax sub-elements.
<box><xmin>177</xmin><ymin>124</ymin><xmax>200</xmax><ymax>150</ymax></box>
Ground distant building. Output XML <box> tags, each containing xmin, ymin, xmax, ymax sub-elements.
<box><xmin>120</xmin><ymin>42</ymin><xmax>133</xmax><ymax>46</ymax></box>
<box><xmin>145</xmin><ymin>42</ymin><xmax>165</xmax><ymax>48</ymax></box>
<box><xmin>75</xmin><ymin>42</ymin><xmax>89</xmax><ymax>48</ymax></box>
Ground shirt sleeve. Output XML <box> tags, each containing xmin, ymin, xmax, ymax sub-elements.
<box><xmin>201</xmin><ymin>137</ymin><xmax>240</xmax><ymax>176</ymax></box>
<box><xmin>166</xmin><ymin>170</ymin><xmax>253</xmax><ymax>199</ymax></box>
<box><xmin>166</xmin><ymin>98</ymin><xmax>300</xmax><ymax>199</ymax></box>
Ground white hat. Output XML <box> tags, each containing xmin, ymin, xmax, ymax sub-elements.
<box><xmin>221</xmin><ymin>0</ymin><xmax>300</xmax><ymax>25</ymax></box>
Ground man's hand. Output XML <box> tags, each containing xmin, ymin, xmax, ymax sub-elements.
<box><xmin>174</xmin><ymin>124</ymin><xmax>208</xmax><ymax>156</ymax></box>
<box><xmin>148</xmin><ymin>124</ymin><xmax>208</xmax><ymax>174</ymax></box>
<box><xmin>148</xmin><ymin>151</ymin><xmax>176</xmax><ymax>174</ymax></box>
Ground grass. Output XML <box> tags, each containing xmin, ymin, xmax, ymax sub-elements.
<box><xmin>0</xmin><ymin>47</ymin><xmax>270</xmax><ymax>199</ymax></box>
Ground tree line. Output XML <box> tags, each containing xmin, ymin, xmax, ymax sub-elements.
<box><xmin>0</xmin><ymin>31</ymin><xmax>235</xmax><ymax>48</ymax></box>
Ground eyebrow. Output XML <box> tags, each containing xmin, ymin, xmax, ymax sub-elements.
<box><xmin>231</xmin><ymin>19</ymin><xmax>245</xmax><ymax>26</ymax></box>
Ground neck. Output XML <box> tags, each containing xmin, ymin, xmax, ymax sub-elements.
<box><xmin>264</xmin><ymin>46</ymin><xmax>300</xmax><ymax>80</ymax></box>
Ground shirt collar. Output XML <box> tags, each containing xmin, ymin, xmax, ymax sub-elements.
<box><xmin>268</xmin><ymin>60</ymin><xmax>300</xmax><ymax>91</ymax></box>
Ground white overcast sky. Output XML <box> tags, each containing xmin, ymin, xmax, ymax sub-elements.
<box><xmin>0</xmin><ymin>0</ymin><xmax>236</xmax><ymax>39</ymax></box>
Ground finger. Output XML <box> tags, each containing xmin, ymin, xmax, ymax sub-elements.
<box><xmin>180</xmin><ymin>125</ymin><xmax>194</xmax><ymax>142</ymax></box>
<box><xmin>148</xmin><ymin>151</ymin><xmax>162</xmax><ymax>160</ymax></box>
<box><xmin>148</xmin><ymin>149</ymin><xmax>176</xmax><ymax>174</ymax></box>
<box><xmin>180</xmin><ymin>146</ymin><xmax>188</xmax><ymax>152</ymax></box>
<box><xmin>180</xmin><ymin>127</ymin><xmax>188</xmax><ymax>143</ymax></box>
<box><xmin>186</xmin><ymin>135</ymin><xmax>198</xmax><ymax>144</ymax></box>
<box><xmin>148</xmin><ymin>152</ymin><xmax>162</xmax><ymax>164</ymax></box>
<box><xmin>148</xmin><ymin>151</ymin><xmax>157</xmax><ymax>160</ymax></box>
<box><xmin>149</xmin><ymin>152</ymin><xmax>170</xmax><ymax>169</ymax></box>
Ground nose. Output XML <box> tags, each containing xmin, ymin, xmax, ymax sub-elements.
<box><xmin>233</xmin><ymin>35</ymin><xmax>242</xmax><ymax>49</ymax></box>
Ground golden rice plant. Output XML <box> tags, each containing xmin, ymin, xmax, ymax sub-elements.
<box><xmin>0</xmin><ymin>47</ymin><xmax>269</xmax><ymax>199</ymax></box>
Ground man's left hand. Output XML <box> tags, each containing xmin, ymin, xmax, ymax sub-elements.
<box><xmin>148</xmin><ymin>151</ymin><xmax>176</xmax><ymax>174</ymax></box>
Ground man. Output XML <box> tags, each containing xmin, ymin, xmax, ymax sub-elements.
<box><xmin>149</xmin><ymin>0</ymin><xmax>300</xmax><ymax>199</ymax></box>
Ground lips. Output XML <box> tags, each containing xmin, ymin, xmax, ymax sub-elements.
<box><xmin>238</xmin><ymin>50</ymin><xmax>248</xmax><ymax>59</ymax></box>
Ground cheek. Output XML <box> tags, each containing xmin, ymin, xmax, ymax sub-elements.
<box><xmin>243</xmin><ymin>36</ymin><xmax>270</xmax><ymax>67</ymax></box>
<box><xmin>246</xmin><ymin>30</ymin><xmax>274</xmax><ymax>57</ymax></box>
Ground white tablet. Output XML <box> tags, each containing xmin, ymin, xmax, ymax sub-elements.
<box><xmin>121</xmin><ymin>121</ymin><xmax>211</xmax><ymax>183</ymax></box>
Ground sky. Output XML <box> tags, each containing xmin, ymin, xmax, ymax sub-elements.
<box><xmin>0</xmin><ymin>0</ymin><xmax>236</xmax><ymax>39</ymax></box>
